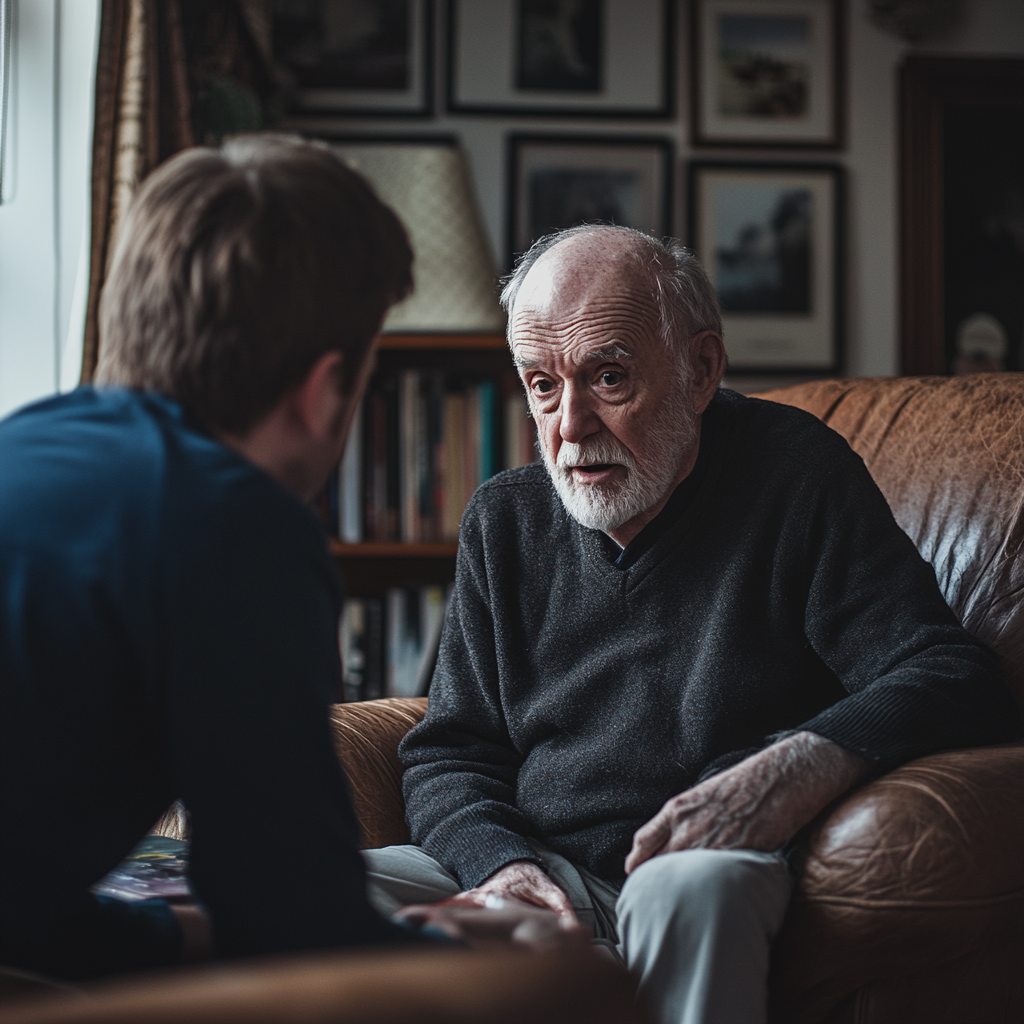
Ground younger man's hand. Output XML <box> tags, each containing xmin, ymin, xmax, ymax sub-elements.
<box><xmin>395</xmin><ymin>897</ymin><xmax>589</xmax><ymax>952</ymax></box>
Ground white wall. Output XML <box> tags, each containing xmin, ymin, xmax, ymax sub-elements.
<box><xmin>283</xmin><ymin>0</ymin><xmax>1024</xmax><ymax>387</ymax></box>
<box><xmin>0</xmin><ymin>0</ymin><xmax>99</xmax><ymax>419</ymax></box>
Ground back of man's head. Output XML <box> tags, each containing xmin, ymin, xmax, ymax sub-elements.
<box><xmin>96</xmin><ymin>135</ymin><xmax>413</xmax><ymax>435</ymax></box>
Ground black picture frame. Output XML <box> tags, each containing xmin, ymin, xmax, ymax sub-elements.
<box><xmin>448</xmin><ymin>0</ymin><xmax>672</xmax><ymax>118</ymax></box>
<box><xmin>273</xmin><ymin>0</ymin><xmax>433</xmax><ymax>118</ymax></box>
<box><xmin>687</xmin><ymin>160</ymin><xmax>843</xmax><ymax>373</ymax></box>
<box><xmin>508</xmin><ymin>135</ymin><xmax>673</xmax><ymax>267</ymax></box>
<box><xmin>691</xmin><ymin>0</ymin><xmax>843</xmax><ymax>149</ymax></box>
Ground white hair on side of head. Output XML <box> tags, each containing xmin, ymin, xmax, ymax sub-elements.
<box><xmin>500</xmin><ymin>224</ymin><xmax>724</xmax><ymax>384</ymax></box>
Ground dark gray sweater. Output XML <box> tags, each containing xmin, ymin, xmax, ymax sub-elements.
<box><xmin>400</xmin><ymin>390</ymin><xmax>1019</xmax><ymax>886</ymax></box>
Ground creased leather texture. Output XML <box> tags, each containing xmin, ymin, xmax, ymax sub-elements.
<box><xmin>329</xmin><ymin>698</ymin><xmax>427</xmax><ymax>849</ymax></box>
<box><xmin>768</xmin><ymin>744</ymin><xmax>1024</xmax><ymax>1023</ymax></box>
<box><xmin>757</xmin><ymin>375</ymin><xmax>1024</xmax><ymax>710</ymax></box>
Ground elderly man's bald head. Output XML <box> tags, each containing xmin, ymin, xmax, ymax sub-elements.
<box><xmin>500</xmin><ymin>225</ymin><xmax>723</xmax><ymax>369</ymax></box>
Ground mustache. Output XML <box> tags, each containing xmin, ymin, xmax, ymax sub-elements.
<box><xmin>555</xmin><ymin>436</ymin><xmax>634</xmax><ymax>471</ymax></box>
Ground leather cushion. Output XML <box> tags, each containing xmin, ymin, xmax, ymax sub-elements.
<box><xmin>329</xmin><ymin>698</ymin><xmax>427</xmax><ymax>849</ymax></box>
<box><xmin>769</xmin><ymin>744</ymin><xmax>1024</xmax><ymax>1023</ymax></box>
<box><xmin>757</xmin><ymin>375</ymin><xmax>1024</xmax><ymax>710</ymax></box>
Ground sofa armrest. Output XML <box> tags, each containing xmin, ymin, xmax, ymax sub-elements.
<box><xmin>769</xmin><ymin>743</ymin><xmax>1024</xmax><ymax>1024</ymax></box>
<box><xmin>329</xmin><ymin>698</ymin><xmax>427</xmax><ymax>850</ymax></box>
<box><xmin>0</xmin><ymin>947</ymin><xmax>646</xmax><ymax>1024</ymax></box>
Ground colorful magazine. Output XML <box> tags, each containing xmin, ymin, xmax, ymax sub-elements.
<box><xmin>89</xmin><ymin>835</ymin><xmax>193</xmax><ymax>902</ymax></box>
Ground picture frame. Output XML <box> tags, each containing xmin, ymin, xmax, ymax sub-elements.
<box><xmin>508</xmin><ymin>135</ymin><xmax>673</xmax><ymax>266</ymax></box>
<box><xmin>691</xmin><ymin>0</ymin><xmax>842</xmax><ymax>148</ymax></box>
<box><xmin>448</xmin><ymin>0</ymin><xmax>672</xmax><ymax>118</ymax></box>
<box><xmin>688</xmin><ymin>161</ymin><xmax>843</xmax><ymax>373</ymax></box>
<box><xmin>271</xmin><ymin>0</ymin><xmax>433</xmax><ymax>117</ymax></box>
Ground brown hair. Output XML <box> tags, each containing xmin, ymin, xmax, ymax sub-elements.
<box><xmin>96</xmin><ymin>134</ymin><xmax>413</xmax><ymax>434</ymax></box>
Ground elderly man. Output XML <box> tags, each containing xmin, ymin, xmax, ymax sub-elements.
<box><xmin>363</xmin><ymin>225</ymin><xmax>1019</xmax><ymax>1023</ymax></box>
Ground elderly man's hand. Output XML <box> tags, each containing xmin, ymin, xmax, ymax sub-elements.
<box><xmin>625</xmin><ymin>731</ymin><xmax>869</xmax><ymax>874</ymax></box>
<box><xmin>395</xmin><ymin>896</ymin><xmax>589</xmax><ymax>952</ymax></box>
<box><xmin>435</xmin><ymin>860</ymin><xmax>578</xmax><ymax>924</ymax></box>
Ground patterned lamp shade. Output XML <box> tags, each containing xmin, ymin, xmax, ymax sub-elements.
<box><xmin>330</xmin><ymin>142</ymin><xmax>505</xmax><ymax>333</ymax></box>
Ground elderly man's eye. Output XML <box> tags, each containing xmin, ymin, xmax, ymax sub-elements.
<box><xmin>534</xmin><ymin>379</ymin><xmax>554</xmax><ymax>394</ymax></box>
<box><xmin>600</xmin><ymin>371</ymin><xmax>624</xmax><ymax>386</ymax></box>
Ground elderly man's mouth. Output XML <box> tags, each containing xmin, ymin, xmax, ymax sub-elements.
<box><xmin>569</xmin><ymin>463</ymin><xmax>624</xmax><ymax>484</ymax></box>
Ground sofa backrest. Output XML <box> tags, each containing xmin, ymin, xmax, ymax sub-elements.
<box><xmin>757</xmin><ymin>374</ymin><xmax>1024</xmax><ymax>711</ymax></box>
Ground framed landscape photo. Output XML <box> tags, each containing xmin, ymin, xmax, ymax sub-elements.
<box><xmin>688</xmin><ymin>161</ymin><xmax>843</xmax><ymax>372</ymax></box>
<box><xmin>691</xmin><ymin>0</ymin><xmax>842</xmax><ymax>148</ymax></box>
<box><xmin>509</xmin><ymin>136</ymin><xmax>672</xmax><ymax>265</ymax></box>
<box><xmin>448</xmin><ymin>0</ymin><xmax>671</xmax><ymax>117</ymax></box>
<box><xmin>271</xmin><ymin>0</ymin><xmax>432</xmax><ymax>116</ymax></box>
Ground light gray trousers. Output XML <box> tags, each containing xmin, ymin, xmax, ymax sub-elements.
<box><xmin>363</xmin><ymin>842</ymin><xmax>792</xmax><ymax>1024</ymax></box>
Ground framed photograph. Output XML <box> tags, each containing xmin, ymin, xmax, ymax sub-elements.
<box><xmin>509</xmin><ymin>136</ymin><xmax>672</xmax><ymax>265</ymax></box>
<box><xmin>271</xmin><ymin>0</ymin><xmax>432</xmax><ymax>116</ymax></box>
<box><xmin>448</xmin><ymin>0</ymin><xmax>671</xmax><ymax>117</ymax></box>
<box><xmin>691</xmin><ymin>0</ymin><xmax>842</xmax><ymax>148</ymax></box>
<box><xmin>688</xmin><ymin>161</ymin><xmax>843</xmax><ymax>372</ymax></box>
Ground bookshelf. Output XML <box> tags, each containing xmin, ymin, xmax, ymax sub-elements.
<box><xmin>331</xmin><ymin>332</ymin><xmax>531</xmax><ymax>701</ymax></box>
<box><xmin>332</xmin><ymin>330</ymin><xmax>517</xmax><ymax>593</ymax></box>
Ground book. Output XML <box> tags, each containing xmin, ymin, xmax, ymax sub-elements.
<box><xmin>340</xmin><ymin>599</ymin><xmax>367</xmax><ymax>703</ymax></box>
<box><xmin>400</xmin><ymin>370</ymin><xmax>420</xmax><ymax>542</ymax></box>
<box><xmin>339</xmin><ymin>399</ymin><xmax>363</xmax><ymax>543</ymax></box>
<box><xmin>382</xmin><ymin>586</ymin><xmax>452</xmax><ymax>698</ymax></box>
<box><xmin>505</xmin><ymin>392</ymin><xmax>536</xmax><ymax>470</ymax></box>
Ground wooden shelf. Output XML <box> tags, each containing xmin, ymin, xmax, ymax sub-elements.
<box><xmin>331</xmin><ymin>541</ymin><xmax>458</xmax><ymax>558</ymax></box>
<box><xmin>377</xmin><ymin>333</ymin><xmax>506</xmax><ymax>351</ymax></box>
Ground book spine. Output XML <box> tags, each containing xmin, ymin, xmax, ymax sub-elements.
<box><xmin>428</xmin><ymin>372</ymin><xmax>445</xmax><ymax>543</ymax></box>
<box><xmin>504</xmin><ymin>391</ymin><xmax>534</xmax><ymax>469</ymax></box>
<box><xmin>339</xmin><ymin>599</ymin><xmax>366</xmax><ymax>702</ymax></box>
<box><xmin>384</xmin><ymin>376</ymin><xmax>400</xmax><ymax>541</ymax></box>
<box><xmin>464</xmin><ymin>385</ymin><xmax>481</xmax><ymax>505</ymax></box>
<box><xmin>400</xmin><ymin>370</ymin><xmax>420</xmax><ymax>542</ymax></box>
<box><xmin>385</xmin><ymin>588</ymin><xmax>404</xmax><ymax>697</ymax></box>
<box><xmin>414</xmin><ymin>585</ymin><xmax>447</xmax><ymax>697</ymax></box>
<box><xmin>443</xmin><ymin>391</ymin><xmax>464</xmax><ymax>540</ymax></box>
<box><xmin>340</xmin><ymin>399</ymin><xmax>363</xmax><ymax>543</ymax></box>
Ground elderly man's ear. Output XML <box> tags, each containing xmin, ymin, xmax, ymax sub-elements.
<box><xmin>690</xmin><ymin>331</ymin><xmax>727</xmax><ymax>415</ymax></box>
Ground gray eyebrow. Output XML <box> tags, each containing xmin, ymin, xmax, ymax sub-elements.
<box><xmin>512</xmin><ymin>343</ymin><xmax>632</xmax><ymax>371</ymax></box>
<box><xmin>580</xmin><ymin>344</ymin><xmax>632</xmax><ymax>363</ymax></box>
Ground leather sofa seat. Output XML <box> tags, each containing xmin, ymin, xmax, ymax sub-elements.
<box><xmin>331</xmin><ymin>376</ymin><xmax>1024</xmax><ymax>1024</ymax></box>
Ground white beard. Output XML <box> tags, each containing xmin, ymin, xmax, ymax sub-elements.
<box><xmin>542</xmin><ymin>378</ymin><xmax>699</xmax><ymax>534</ymax></box>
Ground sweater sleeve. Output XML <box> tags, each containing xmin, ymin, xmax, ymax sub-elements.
<box><xmin>399</xmin><ymin>498</ymin><xmax>544</xmax><ymax>890</ymax></box>
<box><xmin>795</xmin><ymin>448</ymin><xmax>1021</xmax><ymax>772</ymax></box>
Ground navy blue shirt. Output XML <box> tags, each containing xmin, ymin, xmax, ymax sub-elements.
<box><xmin>0</xmin><ymin>388</ymin><xmax>407</xmax><ymax>973</ymax></box>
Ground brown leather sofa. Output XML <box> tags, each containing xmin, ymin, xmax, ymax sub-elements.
<box><xmin>334</xmin><ymin>376</ymin><xmax>1024</xmax><ymax>1024</ymax></box>
<box><xmin>3</xmin><ymin>375</ymin><xmax>1021</xmax><ymax>1024</ymax></box>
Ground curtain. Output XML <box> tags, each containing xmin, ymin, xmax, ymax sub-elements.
<box><xmin>80</xmin><ymin>0</ymin><xmax>193</xmax><ymax>383</ymax></box>
<box><xmin>80</xmin><ymin>0</ymin><xmax>278</xmax><ymax>383</ymax></box>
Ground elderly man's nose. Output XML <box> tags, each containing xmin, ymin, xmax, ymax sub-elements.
<box><xmin>559</xmin><ymin>386</ymin><xmax>598</xmax><ymax>443</ymax></box>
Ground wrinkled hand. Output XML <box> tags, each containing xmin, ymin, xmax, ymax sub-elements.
<box><xmin>625</xmin><ymin>731</ymin><xmax>869</xmax><ymax>874</ymax></box>
<box><xmin>438</xmin><ymin>859</ymin><xmax>578</xmax><ymax>924</ymax></box>
<box><xmin>396</xmin><ymin>896</ymin><xmax>589</xmax><ymax>952</ymax></box>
